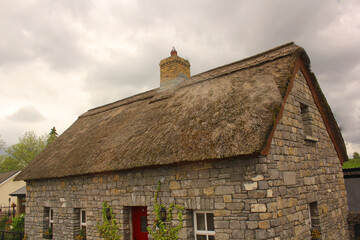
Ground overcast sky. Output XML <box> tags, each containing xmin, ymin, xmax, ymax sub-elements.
<box><xmin>0</xmin><ymin>0</ymin><xmax>359</xmax><ymax>157</ymax></box>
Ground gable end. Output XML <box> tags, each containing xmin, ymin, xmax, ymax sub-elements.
<box><xmin>261</xmin><ymin>57</ymin><xmax>347</xmax><ymax>164</ymax></box>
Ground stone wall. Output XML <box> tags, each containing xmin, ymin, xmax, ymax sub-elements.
<box><xmin>263</xmin><ymin>68</ymin><xmax>349</xmax><ymax>239</ymax></box>
<box><xmin>24</xmin><ymin>68</ymin><xmax>349</xmax><ymax>239</ymax></box>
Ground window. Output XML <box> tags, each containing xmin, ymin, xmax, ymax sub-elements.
<box><xmin>194</xmin><ymin>211</ymin><xmax>215</xmax><ymax>240</ymax></box>
<box><xmin>43</xmin><ymin>207</ymin><xmax>53</xmax><ymax>238</ymax></box>
<box><xmin>43</xmin><ymin>207</ymin><xmax>53</xmax><ymax>234</ymax></box>
<box><xmin>80</xmin><ymin>209</ymin><xmax>87</xmax><ymax>238</ymax></box>
<box><xmin>300</xmin><ymin>103</ymin><xmax>312</xmax><ymax>136</ymax></box>
<box><xmin>49</xmin><ymin>208</ymin><xmax>54</xmax><ymax>229</ymax></box>
<box><xmin>300</xmin><ymin>103</ymin><xmax>318</xmax><ymax>142</ymax></box>
<box><xmin>309</xmin><ymin>202</ymin><xmax>320</xmax><ymax>232</ymax></box>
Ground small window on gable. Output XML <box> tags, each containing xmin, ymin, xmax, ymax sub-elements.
<box><xmin>300</xmin><ymin>103</ymin><xmax>311</xmax><ymax>135</ymax></box>
<box><xmin>309</xmin><ymin>202</ymin><xmax>321</xmax><ymax>235</ymax></box>
<box><xmin>194</xmin><ymin>211</ymin><xmax>215</xmax><ymax>240</ymax></box>
<box><xmin>300</xmin><ymin>103</ymin><xmax>317</xmax><ymax>141</ymax></box>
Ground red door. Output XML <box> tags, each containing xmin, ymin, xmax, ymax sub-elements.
<box><xmin>132</xmin><ymin>207</ymin><xmax>148</xmax><ymax>240</ymax></box>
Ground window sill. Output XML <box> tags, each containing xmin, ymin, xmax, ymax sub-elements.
<box><xmin>304</xmin><ymin>135</ymin><xmax>318</xmax><ymax>142</ymax></box>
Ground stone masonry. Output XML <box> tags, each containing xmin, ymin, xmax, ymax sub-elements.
<box><xmin>159</xmin><ymin>49</ymin><xmax>190</xmax><ymax>87</ymax></box>
<box><xmin>24</xmin><ymin>68</ymin><xmax>349</xmax><ymax>239</ymax></box>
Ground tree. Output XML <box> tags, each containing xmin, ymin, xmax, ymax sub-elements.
<box><xmin>353</xmin><ymin>152</ymin><xmax>360</xmax><ymax>159</ymax></box>
<box><xmin>5</xmin><ymin>131</ymin><xmax>47</xmax><ymax>170</ymax></box>
<box><xmin>0</xmin><ymin>135</ymin><xmax>5</xmax><ymax>152</ymax></box>
<box><xmin>0</xmin><ymin>136</ymin><xmax>11</xmax><ymax>172</ymax></box>
<box><xmin>47</xmin><ymin>127</ymin><xmax>58</xmax><ymax>145</ymax></box>
<box><xmin>0</xmin><ymin>156</ymin><xmax>20</xmax><ymax>173</ymax></box>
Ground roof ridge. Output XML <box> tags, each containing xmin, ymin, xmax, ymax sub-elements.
<box><xmin>80</xmin><ymin>88</ymin><xmax>158</xmax><ymax>118</ymax></box>
<box><xmin>80</xmin><ymin>42</ymin><xmax>298</xmax><ymax>119</ymax></box>
<box><xmin>191</xmin><ymin>42</ymin><xmax>296</xmax><ymax>78</ymax></box>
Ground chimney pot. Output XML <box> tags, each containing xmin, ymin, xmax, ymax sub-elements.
<box><xmin>170</xmin><ymin>47</ymin><xmax>177</xmax><ymax>56</ymax></box>
<box><xmin>159</xmin><ymin>48</ymin><xmax>190</xmax><ymax>88</ymax></box>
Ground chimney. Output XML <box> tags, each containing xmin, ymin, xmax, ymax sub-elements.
<box><xmin>159</xmin><ymin>47</ymin><xmax>190</xmax><ymax>87</ymax></box>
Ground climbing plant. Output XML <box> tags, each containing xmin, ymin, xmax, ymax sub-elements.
<box><xmin>97</xmin><ymin>201</ymin><xmax>122</xmax><ymax>240</ymax></box>
<box><xmin>147</xmin><ymin>181</ymin><xmax>184</xmax><ymax>240</ymax></box>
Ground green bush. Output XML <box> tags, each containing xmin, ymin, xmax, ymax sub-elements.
<box><xmin>0</xmin><ymin>216</ymin><xmax>9</xmax><ymax>231</ymax></box>
<box><xmin>12</xmin><ymin>214</ymin><xmax>25</xmax><ymax>233</ymax></box>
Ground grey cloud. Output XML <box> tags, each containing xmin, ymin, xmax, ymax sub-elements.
<box><xmin>0</xmin><ymin>0</ymin><xmax>93</xmax><ymax>70</ymax></box>
<box><xmin>7</xmin><ymin>106</ymin><xmax>46</xmax><ymax>122</ymax></box>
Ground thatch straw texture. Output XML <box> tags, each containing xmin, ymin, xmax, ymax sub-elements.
<box><xmin>16</xmin><ymin>42</ymin><xmax>347</xmax><ymax>181</ymax></box>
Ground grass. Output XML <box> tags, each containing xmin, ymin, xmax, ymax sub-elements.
<box><xmin>343</xmin><ymin>158</ymin><xmax>360</xmax><ymax>169</ymax></box>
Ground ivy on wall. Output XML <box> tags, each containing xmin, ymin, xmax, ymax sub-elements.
<box><xmin>147</xmin><ymin>181</ymin><xmax>184</xmax><ymax>240</ymax></box>
<box><xmin>97</xmin><ymin>201</ymin><xmax>122</xmax><ymax>240</ymax></box>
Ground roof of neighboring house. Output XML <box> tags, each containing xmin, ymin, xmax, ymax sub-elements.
<box><xmin>10</xmin><ymin>186</ymin><xmax>26</xmax><ymax>196</ymax></box>
<box><xmin>0</xmin><ymin>170</ymin><xmax>20</xmax><ymax>185</ymax></box>
<box><xmin>343</xmin><ymin>159</ymin><xmax>360</xmax><ymax>170</ymax></box>
<box><xmin>16</xmin><ymin>42</ymin><xmax>347</xmax><ymax>181</ymax></box>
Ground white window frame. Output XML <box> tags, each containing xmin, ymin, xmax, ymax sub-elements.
<box><xmin>49</xmin><ymin>208</ymin><xmax>54</xmax><ymax>229</ymax></box>
<box><xmin>193</xmin><ymin>211</ymin><xmax>215</xmax><ymax>240</ymax></box>
<box><xmin>80</xmin><ymin>209</ymin><xmax>87</xmax><ymax>232</ymax></box>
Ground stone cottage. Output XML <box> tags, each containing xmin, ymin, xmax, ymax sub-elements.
<box><xmin>16</xmin><ymin>42</ymin><xmax>350</xmax><ymax>240</ymax></box>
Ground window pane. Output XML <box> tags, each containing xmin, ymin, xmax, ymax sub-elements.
<box><xmin>206</xmin><ymin>213</ymin><xmax>214</xmax><ymax>231</ymax></box>
<box><xmin>140</xmin><ymin>216</ymin><xmax>148</xmax><ymax>232</ymax></box>
<box><xmin>196</xmin><ymin>235</ymin><xmax>206</xmax><ymax>240</ymax></box>
<box><xmin>196</xmin><ymin>213</ymin><xmax>205</xmax><ymax>230</ymax></box>
<box><xmin>208</xmin><ymin>236</ymin><xmax>215</xmax><ymax>240</ymax></box>
<box><xmin>81</xmin><ymin>210</ymin><xmax>86</xmax><ymax>223</ymax></box>
<box><xmin>50</xmin><ymin>209</ymin><xmax>53</xmax><ymax>221</ymax></box>
<box><xmin>81</xmin><ymin>225</ymin><xmax>86</xmax><ymax>236</ymax></box>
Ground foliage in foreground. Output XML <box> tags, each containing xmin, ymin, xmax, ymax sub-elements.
<box><xmin>311</xmin><ymin>228</ymin><xmax>321</xmax><ymax>240</ymax></box>
<box><xmin>0</xmin><ymin>214</ymin><xmax>25</xmax><ymax>233</ymax></box>
<box><xmin>147</xmin><ymin>181</ymin><xmax>184</xmax><ymax>240</ymax></box>
<box><xmin>12</xmin><ymin>214</ymin><xmax>25</xmax><ymax>233</ymax></box>
<box><xmin>97</xmin><ymin>201</ymin><xmax>122</xmax><ymax>240</ymax></box>
<box><xmin>0</xmin><ymin>216</ymin><xmax>9</xmax><ymax>231</ymax></box>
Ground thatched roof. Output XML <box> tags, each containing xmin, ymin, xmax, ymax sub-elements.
<box><xmin>16</xmin><ymin>42</ymin><xmax>347</xmax><ymax>181</ymax></box>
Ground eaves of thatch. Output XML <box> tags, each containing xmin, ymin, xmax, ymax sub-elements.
<box><xmin>15</xmin><ymin>42</ymin><xmax>347</xmax><ymax>181</ymax></box>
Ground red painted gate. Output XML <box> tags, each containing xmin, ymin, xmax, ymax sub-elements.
<box><xmin>132</xmin><ymin>207</ymin><xmax>148</xmax><ymax>240</ymax></box>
